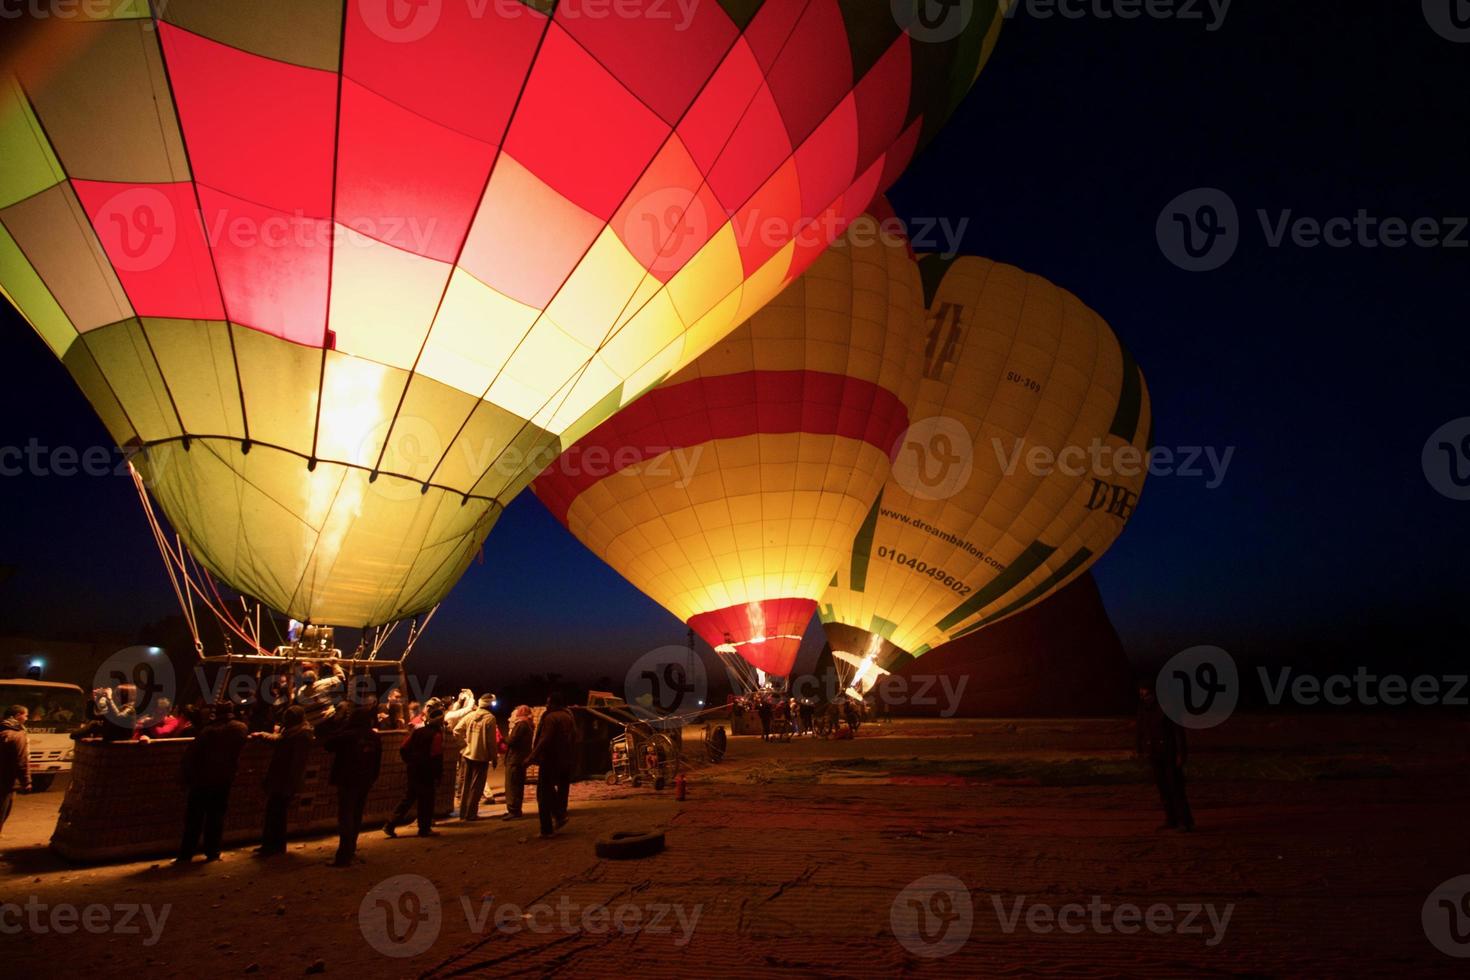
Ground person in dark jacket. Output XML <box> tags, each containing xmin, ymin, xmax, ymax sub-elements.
<box><xmin>252</xmin><ymin>705</ymin><xmax>312</xmax><ymax>856</ymax></box>
<box><xmin>323</xmin><ymin>698</ymin><xmax>382</xmax><ymax>867</ymax></box>
<box><xmin>500</xmin><ymin>704</ymin><xmax>534</xmax><ymax>820</ymax></box>
<box><xmin>528</xmin><ymin>692</ymin><xmax>577</xmax><ymax>838</ymax></box>
<box><xmin>1</xmin><ymin>705</ymin><xmax>32</xmax><ymax>835</ymax></box>
<box><xmin>175</xmin><ymin>701</ymin><xmax>249</xmax><ymax>864</ymax></box>
<box><xmin>756</xmin><ymin>697</ymin><xmax>772</xmax><ymax>741</ymax></box>
<box><xmin>384</xmin><ymin>702</ymin><xmax>446</xmax><ymax>838</ymax></box>
<box><xmin>1136</xmin><ymin>684</ymin><xmax>1194</xmax><ymax>831</ymax></box>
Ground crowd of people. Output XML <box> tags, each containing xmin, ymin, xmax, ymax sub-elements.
<box><xmin>39</xmin><ymin>661</ymin><xmax>583</xmax><ymax>865</ymax></box>
<box><xmin>729</xmin><ymin>690</ymin><xmax>878</xmax><ymax>741</ymax></box>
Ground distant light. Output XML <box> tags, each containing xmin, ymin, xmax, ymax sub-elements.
<box><xmin>697</xmin><ymin>700</ymin><xmax>705</xmax><ymax>707</ymax></box>
<box><xmin>29</xmin><ymin>658</ymin><xmax>44</xmax><ymax>668</ymax></box>
<box><xmin>147</xmin><ymin>647</ymin><xmax>162</xmax><ymax>656</ymax></box>
<box><xmin>490</xmin><ymin>700</ymin><xmax>498</xmax><ymax>708</ymax></box>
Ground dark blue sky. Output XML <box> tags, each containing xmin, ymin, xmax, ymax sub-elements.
<box><xmin>2</xmin><ymin>2</ymin><xmax>1466</xmax><ymax>683</ymax></box>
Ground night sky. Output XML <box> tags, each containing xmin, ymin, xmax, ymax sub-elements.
<box><xmin>2</xmin><ymin>2</ymin><xmax>1466</xmax><ymax>685</ymax></box>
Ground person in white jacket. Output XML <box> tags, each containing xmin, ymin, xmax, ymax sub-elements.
<box><xmin>453</xmin><ymin>694</ymin><xmax>499</xmax><ymax>820</ymax></box>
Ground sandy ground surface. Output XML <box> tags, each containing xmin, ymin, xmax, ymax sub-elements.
<box><xmin>2</xmin><ymin>715</ymin><xmax>1467</xmax><ymax>977</ymax></box>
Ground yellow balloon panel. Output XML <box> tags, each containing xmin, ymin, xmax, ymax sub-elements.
<box><xmin>821</xmin><ymin>256</ymin><xmax>1152</xmax><ymax>660</ymax></box>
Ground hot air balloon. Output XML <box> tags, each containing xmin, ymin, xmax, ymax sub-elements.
<box><xmin>0</xmin><ymin>2</ymin><xmax>1007</xmax><ymax>633</ymax></box>
<box><xmin>819</xmin><ymin>255</ymin><xmax>1151</xmax><ymax>681</ymax></box>
<box><xmin>533</xmin><ymin>208</ymin><xmax>926</xmax><ymax>683</ymax></box>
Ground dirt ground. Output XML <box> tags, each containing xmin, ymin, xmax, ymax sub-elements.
<box><xmin>2</xmin><ymin>715</ymin><xmax>1467</xmax><ymax>977</ymax></box>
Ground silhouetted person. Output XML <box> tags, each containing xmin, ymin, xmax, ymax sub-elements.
<box><xmin>323</xmin><ymin>699</ymin><xmax>382</xmax><ymax>867</ymax></box>
<box><xmin>253</xmin><ymin>704</ymin><xmax>312</xmax><ymax>856</ymax></box>
<box><xmin>453</xmin><ymin>694</ymin><xmax>498</xmax><ymax>821</ymax></box>
<box><xmin>1</xmin><ymin>705</ymin><xmax>31</xmax><ymax>835</ymax></box>
<box><xmin>501</xmin><ymin>705</ymin><xmax>534</xmax><ymax>820</ymax></box>
<box><xmin>1137</xmin><ymin>684</ymin><xmax>1194</xmax><ymax>832</ymax></box>
<box><xmin>529</xmin><ymin>692</ymin><xmax>576</xmax><ymax>838</ymax></box>
<box><xmin>385</xmin><ymin>702</ymin><xmax>446</xmax><ymax>838</ymax></box>
<box><xmin>756</xmin><ymin>697</ymin><xmax>772</xmax><ymax>741</ymax></box>
<box><xmin>176</xmin><ymin>701</ymin><xmax>249</xmax><ymax>864</ymax></box>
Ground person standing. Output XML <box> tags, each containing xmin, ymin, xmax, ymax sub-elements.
<box><xmin>0</xmin><ymin>705</ymin><xmax>32</xmax><ymax>835</ymax></box>
<box><xmin>323</xmin><ymin>699</ymin><xmax>382</xmax><ymax>867</ymax></box>
<box><xmin>253</xmin><ymin>705</ymin><xmax>312</xmax><ymax>856</ymax></box>
<box><xmin>453</xmin><ymin>694</ymin><xmax>499</xmax><ymax>821</ymax></box>
<box><xmin>500</xmin><ymin>705</ymin><xmax>534</xmax><ymax>820</ymax></box>
<box><xmin>176</xmin><ymin>701</ymin><xmax>249</xmax><ymax>864</ymax></box>
<box><xmin>756</xmin><ymin>696</ymin><xmax>772</xmax><ymax>742</ymax></box>
<box><xmin>384</xmin><ymin>703</ymin><xmax>446</xmax><ymax>838</ymax></box>
<box><xmin>1136</xmin><ymin>684</ymin><xmax>1194</xmax><ymax>832</ymax></box>
<box><xmin>528</xmin><ymin>692</ymin><xmax>577</xmax><ymax>838</ymax></box>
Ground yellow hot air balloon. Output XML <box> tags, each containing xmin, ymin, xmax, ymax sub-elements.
<box><xmin>820</xmin><ymin>255</ymin><xmax>1151</xmax><ymax>674</ymax></box>
<box><xmin>534</xmin><ymin>209</ymin><xmax>925</xmax><ymax>682</ymax></box>
<box><xmin>0</xmin><ymin>2</ymin><xmax>1006</xmax><ymax>628</ymax></box>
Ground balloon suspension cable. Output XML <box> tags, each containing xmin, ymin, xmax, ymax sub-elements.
<box><xmin>129</xmin><ymin>462</ymin><xmax>269</xmax><ymax>658</ymax></box>
<box><xmin>398</xmin><ymin>606</ymin><xmax>439</xmax><ymax>664</ymax></box>
<box><xmin>714</xmin><ymin>638</ymin><xmax>764</xmax><ymax>695</ymax></box>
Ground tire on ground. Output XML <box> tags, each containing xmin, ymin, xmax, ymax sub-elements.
<box><xmin>594</xmin><ymin>829</ymin><xmax>666</xmax><ymax>860</ymax></box>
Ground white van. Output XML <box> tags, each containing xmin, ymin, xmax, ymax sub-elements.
<box><xmin>0</xmin><ymin>678</ymin><xmax>87</xmax><ymax>791</ymax></box>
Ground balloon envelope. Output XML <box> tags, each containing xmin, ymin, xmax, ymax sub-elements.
<box><xmin>820</xmin><ymin>255</ymin><xmax>1152</xmax><ymax>669</ymax></box>
<box><xmin>534</xmin><ymin>211</ymin><xmax>927</xmax><ymax>677</ymax></box>
<box><xmin>0</xmin><ymin>2</ymin><xmax>1005</xmax><ymax>625</ymax></box>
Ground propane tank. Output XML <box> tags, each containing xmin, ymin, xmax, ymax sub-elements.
<box><xmin>674</xmin><ymin>773</ymin><xmax>687</xmax><ymax>801</ymax></box>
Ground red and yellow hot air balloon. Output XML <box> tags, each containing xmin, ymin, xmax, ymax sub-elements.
<box><xmin>0</xmin><ymin>2</ymin><xmax>1006</xmax><ymax>627</ymax></box>
<box><xmin>534</xmin><ymin>209</ymin><xmax>926</xmax><ymax>680</ymax></box>
<box><xmin>820</xmin><ymin>255</ymin><xmax>1152</xmax><ymax>679</ymax></box>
